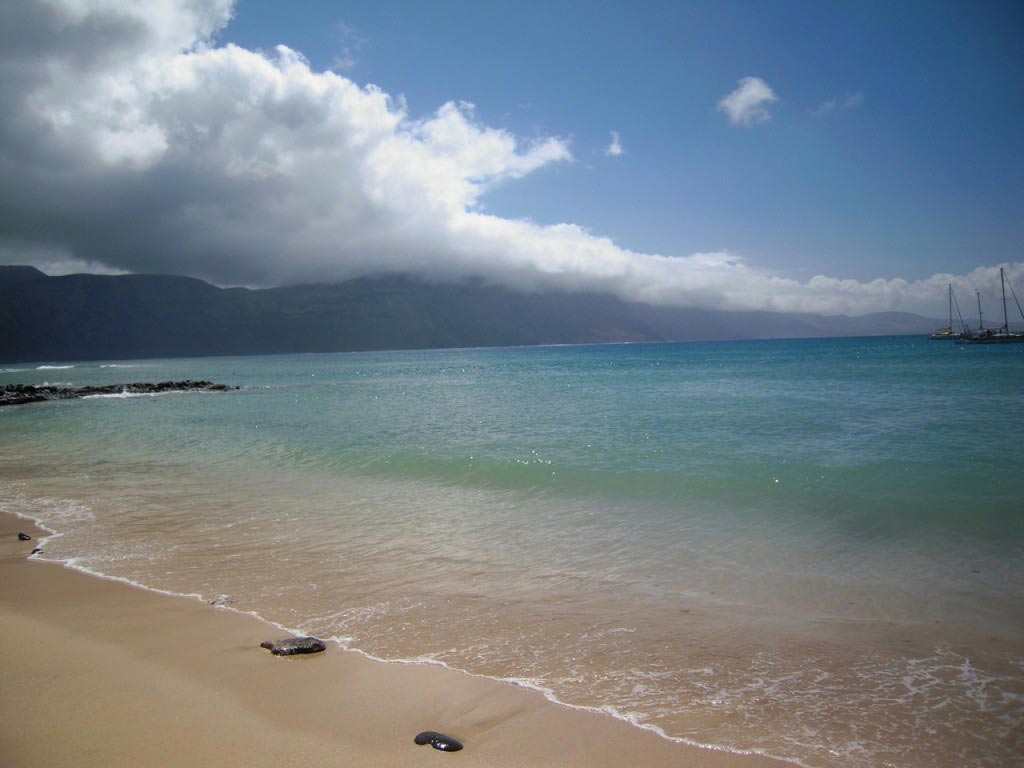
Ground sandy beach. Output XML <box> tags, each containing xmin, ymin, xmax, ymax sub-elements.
<box><xmin>0</xmin><ymin>513</ymin><xmax>786</xmax><ymax>768</ymax></box>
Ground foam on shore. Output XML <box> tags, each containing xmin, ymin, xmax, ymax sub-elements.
<box><xmin>0</xmin><ymin>510</ymin><xmax>787</xmax><ymax>768</ymax></box>
<box><xmin>7</xmin><ymin>504</ymin><xmax>797</xmax><ymax>766</ymax></box>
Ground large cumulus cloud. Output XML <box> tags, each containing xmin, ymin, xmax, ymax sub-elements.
<box><xmin>0</xmin><ymin>0</ymin><xmax>1019</xmax><ymax>316</ymax></box>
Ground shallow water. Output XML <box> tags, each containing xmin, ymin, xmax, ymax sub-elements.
<box><xmin>2</xmin><ymin>337</ymin><xmax>1023</xmax><ymax>767</ymax></box>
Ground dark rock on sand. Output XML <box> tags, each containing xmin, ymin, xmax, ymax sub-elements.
<box><xmin>18</xmin><ymin>532</ymin><xmax>31</xmax><ymax>541</ymax></box>
<box><xmin>0</xmin><ymin>381</ymin><xmax>238</xmax><ymax>407</ymax></box>
<box><xmin>260</xmin><ymin>637</ymin><xmax>326</xmax><ymax>656</ymax></box>
<box><xmin>30</xmin><ymin>548</ymin><xmax>42</xmax><ymax>555</ymax></box>
<box><xmin>414</xmin><ymin>731</ymin><xmax>464</xmax><ymax>752</ymax></box>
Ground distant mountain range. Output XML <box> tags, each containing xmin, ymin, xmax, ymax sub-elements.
<box><xmin>0</xmin><ymin>265</ymin><xmax>937</xmax><ymax>363</ymax></box>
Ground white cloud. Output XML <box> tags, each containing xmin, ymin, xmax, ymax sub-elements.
<box><xmin>604</xmin><ymin>131</ymin><xmax>623</xmax><ymax>157</ymax></box>
<box><xmin>717</xmin><ymin>77</ymin><xmax>777</xmax><ymax>126</ymax></box>
<box><xmin>842</xmin><ymin>92</ymin><xmax>864</xmax><ymax>109</ymax></box>
<box><xmin>0</xmin><ymin>242</ymin><xmax>130</xmax><ymax>277</ymax></box>
<box><xmin>331</xmin><ymin>21</ymin><xmax>365</xmax><ymax>72</ymax></box>
<box><xmin>813</xmin><ymin>91</ymin><xmax>864</xmax><ymax>115</ymax></box>
<box><xmin>0</xmin><ymin>1</ymin><xmax>1014</xmax><ymax>318</ymax></box>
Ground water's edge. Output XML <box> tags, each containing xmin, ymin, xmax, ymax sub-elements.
<box><xmin>7</xmin><ymin>506</ymin><xmax>804</xmax><ymax>767</ymax></box>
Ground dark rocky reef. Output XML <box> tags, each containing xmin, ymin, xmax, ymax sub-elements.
<box><xmin>414</xmin><ymin>731</ymin><xmax>464</xmax><ymax>752</ymax></box>
<box><xmin>0</xmin><ymin>380</ymin><xmax>237</xmax><ymax>407</ymax></box>
<box><xmin>260</xmin><ymin>637</ymin><xmax>327</xmax><ymax>656</ymax></box>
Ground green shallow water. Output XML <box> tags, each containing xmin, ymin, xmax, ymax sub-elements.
<box><xmin>2</xmin><ymin>336</ymin><xmax>1023</xmax><ymax>767</ymax></box>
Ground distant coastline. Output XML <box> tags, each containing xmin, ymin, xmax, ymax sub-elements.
<box><xmin>0</xmin><ymin>265</ymin><xmax>936</xmax><ymax>364</ymax></box>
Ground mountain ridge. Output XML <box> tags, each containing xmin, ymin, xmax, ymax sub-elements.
<box><xmin>0</xmin><ymin>265</ymin><xmax>936</xmax><ymax>363</ymax></box>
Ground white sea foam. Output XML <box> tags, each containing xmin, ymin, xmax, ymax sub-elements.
<box><xmin>316</xmin><ymin>632</ymin><xmax>789</xmax><ymax>760</ymax></box>
<box><xmin>39</xmin><ymin>553</ymin><xmax>205</xmax><ymax>602</ymax></box>
<box><xmin>100</xmin><ymin>364</ymin><xmax>152</xmax><ymax>368</ymax></box>
<box><xmin>2</xmin><ymin>491</ymin><xmax>801</xmax><ymax>767</ymax></box>
<box><xmin>36</xmin><ymin>364</ymin><xmax>74</xmax><ymax>370</ymax></box>
<box><xmin>2</xmin><ymin>492</ymin><xmax>94</xmax><ymax>525</ymax></box>
<box><xmin>82</xmin><ymin>390</ymin><xmax>201</xmax><ymax>399</ymax></box>
<box><xmin>83</xmin><ymin>391</ymin><xmax>160</xmax><ymax>399</ymax></box>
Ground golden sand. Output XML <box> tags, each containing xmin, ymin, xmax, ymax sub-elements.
<box><xmin>0</xmin><ymin>513</ymin><xmax>791</xmax><ymax>768</ymax></box>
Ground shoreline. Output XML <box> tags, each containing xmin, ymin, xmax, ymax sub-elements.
<box><xmin>0</xmin><ymin>511</ymin><xmax>789</xmax><ymax>768</ymax></box>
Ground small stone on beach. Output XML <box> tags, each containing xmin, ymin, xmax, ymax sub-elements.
<box><xmin>414</xmin><ymin>731</ymin><xmax>464</xmax><ymax>752</ymax></box>
<box><xmin>18</xmin><ymin>533</ymin><xmax>31</xmax><ymax>541</ymax></box>
<box><xmin>210</xmin><ymin>595</ymin><xmax>233</xmax><ymax>607</ymax></box>
<box><xmin>260</xmin><ymin>637</ymin><xmax>326</xmax><ymax>656</ymax></box>
<box><xmin>30</xmin><ymin>548</ymin><xmax>42</xmax><ymax>555</ymax></box>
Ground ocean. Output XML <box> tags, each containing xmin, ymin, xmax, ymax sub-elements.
<box><xmin>2</xmin><ymin>336</ymin><xmax>1022</xmax><ymax>767</ymax></box>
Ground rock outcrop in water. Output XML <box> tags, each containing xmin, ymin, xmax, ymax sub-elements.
<box><xmin>414</xmin><ymin>732</ymin><xmax>464</xmax><ymax>752</ymax></box>
<box><xmin>0</xmin><ymin>381</ymin><xmax>237</xmax><ymax>407</ymax></box>
<box><xmin>260</xmin><ymin>637</ymin><xmax>327</xmax><ymax>656</ymax></box>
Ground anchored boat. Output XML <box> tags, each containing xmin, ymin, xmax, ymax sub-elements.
<box><xmin>961</xmin><ymin>267</ymin><xmax>1024</xmax><ymax>344</ymax></box>
<box><xmin>928</xmin><ymin>283</ymin><xmax>964</xmax><ymax>340</ymax></box>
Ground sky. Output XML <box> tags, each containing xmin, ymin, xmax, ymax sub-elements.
<box><xmin>0</xmin><ymin>0</ymin><xmax>1022</xmax><ymax>317</ymax></box>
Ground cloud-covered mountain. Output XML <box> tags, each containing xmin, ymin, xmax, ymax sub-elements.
<box><xmin>0</xmin><ymin>0</ymin><xmax>1018</xmax><ymax>317</ymax></box>
<box><xmin>0</xmin><ymin>266</ymin><xmax>936</xmax><ymax>363</ymax></box>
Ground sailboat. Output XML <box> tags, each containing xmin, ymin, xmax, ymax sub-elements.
<box><xmin>928</xmin><ymin>283</ymin><xmax>963</xmax><ymax>340</ymax></box>
<box><xmin>961</xmin><ymin>267</ymin><xmax>1024</xmax><ymax>344</ymax></box>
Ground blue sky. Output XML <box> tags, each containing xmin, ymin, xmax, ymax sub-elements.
<box><xmin>1</xmin><ymin>0</ymin><xmax>1022</xmax><ymax>316</ymax></box>
<box><xmin>222</xmin><ymin>0</ymin><xmax>1024</xmax><ymax>283</ymax></box>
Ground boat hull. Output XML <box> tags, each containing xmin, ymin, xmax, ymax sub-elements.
<box><xmin>960</xmin><ymin>333</ymin><xmax>1024</xmax><ymax>344</ymax></box>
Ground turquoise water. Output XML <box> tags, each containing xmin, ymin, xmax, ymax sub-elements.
<box><xmin>2</xmin><ymin>336</ymin><xmax>1023</xmax><ymax>766</ymax></box>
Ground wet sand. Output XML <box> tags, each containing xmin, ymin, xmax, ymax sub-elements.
<box><xmin>0</xmin><ymin>513</ymin><xmax>787</xmax><ymax>768</ymax></box>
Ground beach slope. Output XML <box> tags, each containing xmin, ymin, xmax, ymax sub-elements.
<box><xmin>0</xmin><ymin>515</ymin><xmax>785</xmax><ymax>768</ymax></box>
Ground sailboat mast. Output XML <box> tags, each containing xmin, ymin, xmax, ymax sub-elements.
<box><xmin>1001</xmin><ymin>267</ymin><xmax>1009</xmax><ymax>333</ymax></box>
<box><xmin>948</xmin><ymin>283</ymin><xmax>953</xmax><ymax>329</ymax></box>
<box><xmin>977</xmin><ymin>289</ymin><xmax>984</xmax><ymax>332</ymax></box>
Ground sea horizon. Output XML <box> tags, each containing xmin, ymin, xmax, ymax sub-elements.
<box><xmin>2</xmin><ymin>331</ymin><xmax>939</xmax><ymax>369</ymax></box>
